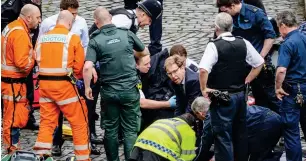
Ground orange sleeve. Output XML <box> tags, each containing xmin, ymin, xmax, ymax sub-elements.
<box><xmin>72</xmin><ymin>35</ymin><xmax>85</xmax><ymax>79</ymax></box>
<box><xmin>12</xmin><ymin>30</ymin><xmax>34</xmax><ymax>75</ymax></box>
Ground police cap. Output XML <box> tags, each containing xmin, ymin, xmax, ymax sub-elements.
<box><xmin>137</xmin><ymin>0</ymin><xmax>162</xmax><ymax>20</ymax></box>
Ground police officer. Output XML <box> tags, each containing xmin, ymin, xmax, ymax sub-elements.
<box><xmin>89</xmin><ymin>0</ymin><xmax>162</xmax><ymax>53</ymax></box>
<box><xmin>199</xmin><ymin>12</ymin><xmax>264</xmax><ymax>161</ymax></box>
<box><xmin>217</xmin><ymin>0</ymin><xmax>281</xmax><ymax>113</ymax></box>
<box><xmin>275</xmin><ymin>11</ymin><xmax>306</xmax><ymax>161</ymax></box>
<box><xmin>192</xmin><ymin>99</ymin><xmax>283</xmax><ymax>161</ymax></box>
<box><xmin>129</xmin><ymin>113</ymin><xmax>197</xmax><ymax>161</ymax></box>
<box><xmin>83</xmin><ymin>7</ymin><xmax>149</xmax><ymax>161</ymax></box>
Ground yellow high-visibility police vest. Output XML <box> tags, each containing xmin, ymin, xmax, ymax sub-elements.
<box><xmin>134</xmin><ymin>118</ymin><xmax>196</xmax><ymax>161</ymax></box>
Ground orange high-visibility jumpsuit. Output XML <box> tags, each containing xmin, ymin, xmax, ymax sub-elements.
<box><xmin>33</xmin><ymin>24</ymin><xmax>90</xmax><ymax>160</ymax></box>
<box><xmin>1</xmin><ymin>18</ymin><xmax>35</xmax><ymax>153</ymax></box>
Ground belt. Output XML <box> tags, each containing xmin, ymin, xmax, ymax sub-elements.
<box><xmin>1</xmin><ymin>77</ymin><xmax>26</xmax><ymax>83</ymax></box>
<box><xmin>38</xmin><ymin>75</ymin><xmax>70</xmax><ymax>81</ymax></box>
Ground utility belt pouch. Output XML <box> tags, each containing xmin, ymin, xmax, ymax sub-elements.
<box><xmin>295</xmin><ymin>83</ymin><xmax>304</xmax><ymax>108</ymax></box>
<box><xmin>67</xmin><ymin>72</ymin><xmax>77</xmax><ymax>85</ymax></box>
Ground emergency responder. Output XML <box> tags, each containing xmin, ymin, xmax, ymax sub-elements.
<box><xmin>33</xmin><ymin>10</ymin><xmax>90</xmax><ymax>161</ymax></box>
<box><xmin>138</xmin><ymin>49</ymin><xmax>176</xmax><ymax>132</ymax></box>
<box><xmin>199</xmin><ymin>12</ymin><xmax>264</xmax><ymax>161</ymax></box>
<box><xmin>1</xmin><ymin>0</ymin><xmax>42</xmax><ymax>130</ymax></box>
<box><xmin>136</xmin><ymin>55</ymin><xmax>177</xmax><ymax>110</ymax></box>
<box><xmin>129</xmin><ymin>113</ymin><xmax>197</xmax><ymax>161</ymax></box>
<box><xmin>38</xmin><ymin>0</ymin><xmax>99</xmax><ymax>156</ymax></box>
<box><xmin>217</xmin><ymin>0</ymin><xmax>281</xmax><ymax>113</ymax></box>
<box><xmin>1</xmin><ymin>4</ymin><xmax>39</xmax><ymax>154</ymax></box>
<box><xmin>192</xmin><ymin>97</ymin><xmax>283</xmax><ymax>161</ymax></box>
<box><xmin>123</xmin><ymin>0</ymin><xmax>163</xmax><ymax>55</ymax></box>
<box><xmin>275</xmin><ymin>11</ymin><xmax>306</xmax><ymax>161</ymax></box>
<box><xmin>83</xmin><ymin>7</ymin><xmax>149</xmax><ymax>160</ymax></box>
<box><xmin>88</xmin><ymin>0</ymin><xmax>162</xmax><ymax>43</ymax></box>
<box><xmin>164</xmin><ymin>55</ymin><xmax>202</xmax><ymax>116</ymax></box>
<box><xmin>169</xmin><ymin>44</ymin><xmax>199</xmax><ymax>73</ymax></box>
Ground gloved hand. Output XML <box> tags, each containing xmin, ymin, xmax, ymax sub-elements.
<box><xmin>169</xmin><ymin>95</ymin><xmax>177</xmax><ymax>109</ymax></box>
<box><xmin>76</xmin><ymin>80</ymin><xmax>84</xmax><ymax>90</ymax></box>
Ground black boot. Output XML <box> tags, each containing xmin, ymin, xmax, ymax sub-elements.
<box><xmin>24</xmin><ymin>108</ymin><xmax>39</xmax><ymax>130</ymax></box>
<box><xmin>90</xmin><ymin>144</ymin><xmax>101</xmax><ymax>155</ymax></box>
<box><xmin>51</xmin><ymin>145</ymin><xmax>62</xmax><ymax>156</ymax></box>
<box><xmin>91</xmin><ymin>133</ymin><xmax>103</xmax><ymax>145</ymax></box>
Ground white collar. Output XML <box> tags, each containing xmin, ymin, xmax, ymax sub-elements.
<box><xmin>217</xmin><ymin>32</ymin><xmax>233</xmax><ymax>39</ymax></box>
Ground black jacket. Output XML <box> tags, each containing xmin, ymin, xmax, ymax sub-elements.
<box><xmin>173</xmin><ymin>68</ymin><xmax>202</xmax><ymax>116</ymax></box>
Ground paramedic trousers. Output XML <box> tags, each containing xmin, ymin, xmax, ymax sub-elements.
<box><xmin>2</xmin><ymin>81</ymin><xmax>29</xmax><ymax>153</ymax></box>
<box><xmin>33</xmin><ymin>80</ymin><xmax>90</xmax><ymax>161</ymax></box>
<box><xmin>101</xmin><ymin>86</ymin><xmax>141</xmax><ymax>161</ymax></box>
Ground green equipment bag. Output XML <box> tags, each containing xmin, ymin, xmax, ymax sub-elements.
<box><xmin>1</xmin><ymin>151</ymin><xmax>54</xmax><ymax>161</ymax></box>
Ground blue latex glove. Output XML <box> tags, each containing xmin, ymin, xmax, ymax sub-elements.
<box><xmin>169</xmin><ymin>95</ymin><xmax>177</xmax><ymax>109</ymax></box>
<box><xmin>76</xmin><ymin>80</ymin><xmax>84</xmax><ymax>89</ymax></box>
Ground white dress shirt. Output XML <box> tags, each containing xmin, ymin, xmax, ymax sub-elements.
<box><xmin>111</xmin><ymin>9</ymin><xmax>138</xmax><ymax>30</ymax></box>
<box><xmin>199</xmin><ymin>32</ymin><xmax>264</xmax><ymax>73</ymax></box>
<box><xmin>39</xmin><ymin>13</ymin><xmax>89</xmax><ymax>54</ymax></box>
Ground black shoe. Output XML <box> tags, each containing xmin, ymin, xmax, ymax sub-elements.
<box><xmin>90</xmin><ymin>144</ymin><xmax>101</xmax><ymax>155</ymax></box>
<box><xmin>51</xmin><ymin>145</ymin><xmax>61</xmax><ymax>156</ymax></box>
<box><xmin>91</xmin><ymin>133</ymin><xmax>103</xmax><ymax>145</ymax></box>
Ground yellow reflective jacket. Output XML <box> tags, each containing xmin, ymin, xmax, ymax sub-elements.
<box><xmin>134</xmin><ymin>118</ymin><xmax>196</xmax><ymax>161</ymax></box>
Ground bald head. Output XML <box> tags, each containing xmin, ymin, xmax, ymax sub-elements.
<box><xmin>20</xmin><ymin>4</ymin><xmax>40</xmax><ymax>17</ymax></box>
<box><xmin>94</xmin><ymin>7</ymin><xmax>112</xmax><ymax>28</ymax></box>
<box><xmin>20</xmin><ymin>4</ymin><xmax>41</xmax><ymax>29</ymax></box>
<box><xmin>57</xmin><ymin>10</ymin><xmax>74</xmax><ymax>30</ymax></box>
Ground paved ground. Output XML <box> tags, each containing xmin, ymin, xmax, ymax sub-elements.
<box><xmin>2</xmin><ymin>0</ymin><xmax>306</xmax><ymax>160</ymax></box>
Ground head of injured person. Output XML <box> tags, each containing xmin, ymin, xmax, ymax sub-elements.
<box><xmin>56</xmin><ymin>10</ymin><xmax>75</xmax><ymax>30</ymax></box>
<box><xmin>191</xmin><ymin>97</ymin><xmax>211</xmax><ymax>121</ymax></box>
<box><xmin>214</xmin><ymin>12</ymin><xmax>233</xmax><ymax>36</ymax></box>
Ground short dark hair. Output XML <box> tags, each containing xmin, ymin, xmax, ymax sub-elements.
<box><xmin>276</xmin><ymin>11</ymin><xmax>298</xmax><ymax>28</ymax></box>
<box><xmin>60</xmin><ymin>0</ymin><xmax>79</xmax><ymax>10</ymax></box>
<box><xmin>216</xmin><ymin>0</ymin><xmax>241</xmax><ymax>8</ymax></box>
<box><xmin>170</xmin><ymin>44</ymin><xmax>187</xmax><ymax>57</ymax></box>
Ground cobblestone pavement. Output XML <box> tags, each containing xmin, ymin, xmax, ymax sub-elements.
<box><xmin>2</xmin><ymin>0</ymin><xmax>306</xmax><ymax>160</ymax></box>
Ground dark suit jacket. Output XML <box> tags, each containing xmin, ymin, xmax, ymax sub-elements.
<box><xmin>173</xmin><ymin>68</ymin><xmax>202</xmax><ymax>116</ymax></box>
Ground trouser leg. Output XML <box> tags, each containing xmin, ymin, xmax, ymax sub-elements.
<box><xmin>148</xmin><ymin>0</ymin><xmax>163</xmax><ymax>56</ymax></box>
<box><xmin>102</xmin><ymin>89</ymin><xmax>120</xmax><ymax>161</ymax></box>
<box><xmin>210</xmin><ymin>92</ymin><xmax>247</xmax><ymax>161</ymax></box>
<box><xmin>53</xmin><ymin>112</ymin><xmax>63</xmax><ymax>146</ymax></box>
<box><xmin>34</xmin><ymin>100</ymin><xmax>59</xmax><ymax>156</ymax></box>
<box><xmin>120</xmin><ymin>87</ymin><xmax>141</xmax><ymax>160</ymax></box>
<box><xmin>248</xmin><ymin>113</ymin><xmax>282</xmax><ymax>161</ymax></box>
<box><xmin>194</xmin><ymin>113</ymin><xmax>214</xmax><ymax>161</ymax></box>
<box><xmin>232</xmin><ymin>93</ymin><xmax>248</xmax><ymax>161</ymax></box>
<box><xmin>280</xmin><ymin>93</ymin><xmax>302</xmax><ymax>161</ymax></box>
<box><xmin>61</xmin><ymin>96</ymin><xmax>90</xmax><ymax>161</ymax></box>
<box><xmin>300</xmin><ymin>106</ymin><xmax>306</xmax><ymax>141</ymax></box>
<box><xmin>2</xmin><ymin>82</ymin><xmax>29</xmax><ymax>153</ymax></box>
